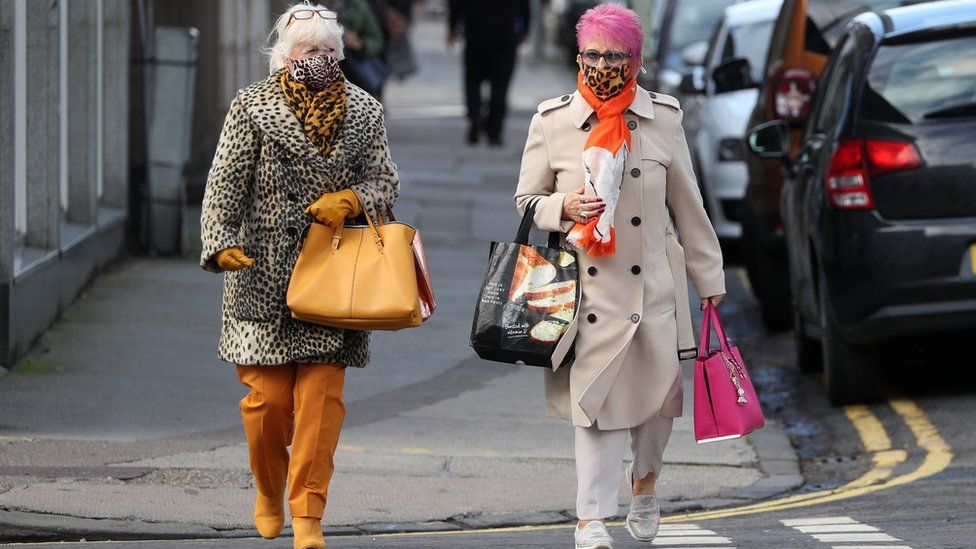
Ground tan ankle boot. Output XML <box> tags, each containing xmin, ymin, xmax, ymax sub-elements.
<box><xmin>292</xmin><ymin>517</ymin><xmax>325</xmax><ymax>549</ymax></box>
<box><xmin>253</xmin><ymin>493</ymin><xmax>284</xmax><ymax>539</ymax></box>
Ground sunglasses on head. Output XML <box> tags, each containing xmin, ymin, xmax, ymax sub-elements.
<box><xmin>286</xmin><ymin>9</ymin><xmax>338</xmax><ymax>28</ymax></box>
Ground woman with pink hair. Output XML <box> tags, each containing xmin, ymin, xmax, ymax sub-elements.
<box><xmin>514</xmin><ymin>5</ymin><xmax>726</xmax><ymax>548</ymax></box>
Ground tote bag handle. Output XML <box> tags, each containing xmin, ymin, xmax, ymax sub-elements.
<box><xmin>517</xmin><ymin>198</ymin><xmax>562</xmax><ymax>250</ymax></box>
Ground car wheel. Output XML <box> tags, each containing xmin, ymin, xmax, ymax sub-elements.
<box><xmin>819</xmin><ymin>275</ymin><xmax>880</xmax><ymax>405</ymax></box>
<box><xmin>793</xmin><ymin>300</ymin><xmax>822</xmax><ymax>373</ymax></box>
<box><xmin>740</xmin><ymin>205</ymin><xmax>792</xmax><ymax>331</ymax></box>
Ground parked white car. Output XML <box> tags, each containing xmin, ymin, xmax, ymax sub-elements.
<box><xmin>677</xmin><ymin>0</ymin><xmax>782</xmax><ymax>240</ymax></box>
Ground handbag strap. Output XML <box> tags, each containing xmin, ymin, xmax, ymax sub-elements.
<box><xmin>330</xmin><ymin>212</ymin><xmax>384</xmax><ymax>254</ymax></box>
<box><xmin>517</xmin><ymin>198</ymin><xmax>563</xmax><ymax>250</ymax></box>
<box><xmin>698</xmin><ymin>301</ymin><xmax>733</xmax><ymax>357</ymax></box>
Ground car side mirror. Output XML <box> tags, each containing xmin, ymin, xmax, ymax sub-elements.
<box><xmin>679</xmin><ymin>66</ymin><xmax>706</xmax><ymax>95</ymax></box>
<box><xmin>747</xmin><ymin>120</ymin><xmax>791</xmax><ymax>161</ymax></box>
<box><xmin>712</xmin><ymin>57</ymin><xmax>753</xmax><ymax>94</ymax></box>
<box><xmin>681</xmin><ymin>41</ymin><xmax>709</xmax><ymax>67</ymax></box>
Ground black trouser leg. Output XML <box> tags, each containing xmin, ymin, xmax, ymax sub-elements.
<box><xmin>463</xmin><ymin>43</ymin><xmax>487</xmax><ymax>141</ymax></box>
<box><xmin>486</xmin><ymin>43</ymin><xmax>517</xmax><ymax>144</ymax></box>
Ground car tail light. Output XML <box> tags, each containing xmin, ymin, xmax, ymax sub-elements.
<box><xmin>826</xmin><ymin>139</ymin><xmax>921</xmax><ymax>210</ymax></box>
<box><xmin>774</xmin><ymin>68</ymin><xmax>816</xmax><ymax>122</ymax></box>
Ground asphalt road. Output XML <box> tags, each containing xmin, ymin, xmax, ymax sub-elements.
<box><xmin>9</xmin><ymin>257</ymin><xmax>976</xmax><ymax>548</ymax></box>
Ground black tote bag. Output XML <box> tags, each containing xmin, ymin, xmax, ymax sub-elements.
<box><xmin>470</xmin><ymin>201</ymin><xmax>580</xmax><ymax>367</ymax></box>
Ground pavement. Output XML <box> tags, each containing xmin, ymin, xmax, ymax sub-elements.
<box><xmin>0</xmin><ymin>16</ymin><xmax>802</xmax><ymax>543</ymax></box>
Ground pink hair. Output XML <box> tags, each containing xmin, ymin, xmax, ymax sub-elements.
<box><xmin>576</xmin><ymin>4</ymin><xmax>644</xmax><ymax>57</ymax></box>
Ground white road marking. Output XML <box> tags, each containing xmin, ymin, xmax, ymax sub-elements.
<box><xmin>651</xmin><ymin>541</ymin><xmax>732</xmax><ymax>546</ymax></box>
<box><xmin>795</xmin><ymin>524</ymin><xmax>880</xmax><ymax>533</ymax></box>
<box><xmin>829</xmin><ymin>546</ymin><xmax>914</xmax><ymax>549</ymax></box>
<box><xmin>657</xmin><ymin>529</ymin><xmax>719</xmax><ymax>536</ymax></box>
<box><xmin>782</xmin><ymin>516</ymin><xmax>859</xmax><ymax>526</ymax></box>
<box><xmin>782</xmin><ymin>516</ymin><xmax>910</xmax><ymax>548</ymax></box>
<box><xmin>651</xmin><ymin>524</ymin><xmax>735</xmax><ymax>549</ymax></box>
<box><xmin>651</xmin><ymin>523</ymin><xmax>733</xmax><ymax>546</ymax></box>
<box><xmin>813</xmin><ymin>533</ymin><xmax>900</xmax><ymax>543</ymax></box>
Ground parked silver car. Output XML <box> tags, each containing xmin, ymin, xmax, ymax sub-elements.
<box><xmin>677</xmin><ymin>0</ymin><xmax>782</xmax><ymax>240</ymax></box>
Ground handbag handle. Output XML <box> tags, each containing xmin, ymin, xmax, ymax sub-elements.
<box><xmin>517</xmin><ymin>198</ymin><xmax>563</xmax><ymax>250</ymax></box>
<box><xmin>330</xmin><ymin>212</ymin><xmax>385</xmax><ymax>254</ymax></box>
<box><xmin>698</xmin><ymin>301</ymin><xmax>733</xmax><ymax>358</ymax></box>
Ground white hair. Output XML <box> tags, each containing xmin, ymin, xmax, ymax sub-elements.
<box><xmin>263</xmin><ymin>3</ymin><xmax>345</xmax><ymax>73</ymax></box>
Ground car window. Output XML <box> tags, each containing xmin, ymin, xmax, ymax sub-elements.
<box><xmin>663</xmin><ymin>0</ymin><xmax>737</xmax><ymax>70</ymax></box>
<box><xmin>812</xmin><ymin>36</ymin><xmax>856</xmax><ymax>135</ymax></box>
<box><xmin>719</xmin><ymin>19</ymin><xmax>776</xmax><ymax>81</ymax></box>
<box><xmin>861</xmin><ymin>33</ymin><xmax>976</xmax><ymax>124</ymax></box>
<box><xmin>647</xmin><ymin>0</ymin><xmax>670</xmax><ymax>54</ymax></box>
<box><xmin>805</xmin><ymin>0</ymin><xmax>909</xmax><ymax>52</ymax></box>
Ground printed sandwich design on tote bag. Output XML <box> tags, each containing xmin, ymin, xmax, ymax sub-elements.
<box><xmin>470</xmin><ymin>201</ymin><xmax>580</xmax><ymax>367</ymax></box>
<box><xmin>694</xmin><ymin>302</ymin><xmax>765</xmax><ymax>444</ymax></box>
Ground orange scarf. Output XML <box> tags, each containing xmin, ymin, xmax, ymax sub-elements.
<box><xmin>566</xmin><ymin>72</ymin><xmax>638</xmax><ymax>257</ymax></box>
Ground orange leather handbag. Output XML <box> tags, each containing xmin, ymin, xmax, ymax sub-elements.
<box><xmin>287</xmin><ymin>213</ymin><xmax>422</xmax><ymax>331</ymax></box>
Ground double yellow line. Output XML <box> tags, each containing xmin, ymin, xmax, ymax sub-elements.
<box><xmin>366</xmin><ymin>396</ymin><xmax>952</xmax><ymax>538</ymax></box>
<box><xmin>664</xmin><ymin>397</ymin><xmax>953</xmax><ymax>522</ymax></box>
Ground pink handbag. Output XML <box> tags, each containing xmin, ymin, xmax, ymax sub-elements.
<box><xmin>693</xmin><ymin>302</ymin><xmax>764</xmax><ymax>443</ymax></box>
<box><xmin>387</xmin><ymin>208</ymin><xmax>435</xmax><ymax>321</ymax></box>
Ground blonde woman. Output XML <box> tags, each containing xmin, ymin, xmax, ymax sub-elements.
<box><xmin>199</xmin><ymin>4</ymin><xmax>398</xmax><ymax>548</ymax></box>
<box><xmin>514</xmin><ymin>5</ymin><xmax>725</xmax><ymax>548</ymax></box>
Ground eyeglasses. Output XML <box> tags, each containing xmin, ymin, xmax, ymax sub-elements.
<box><xmin>579</xmin><ymin>50</ymin><xmax>632</xmax><ymax>67</ymax></box>
<box><xmin>286</xmin><ymin>9</ymin><xmax>338</xmax><ymax>28</ymax></box>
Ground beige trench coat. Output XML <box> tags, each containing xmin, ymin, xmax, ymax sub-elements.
<box><xmin>514</xmin><ymin>87</ymin><xmax>725</xmax><ymax>430</ymax></box>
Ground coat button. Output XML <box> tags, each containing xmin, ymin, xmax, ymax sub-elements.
<box><xmin>631</xmin><ymin>313</ymin><xmax>641</xmax><ymax>323</ymax></box>
<box><xmin>631</xmin><ymin>216</ymin><xmax>642</xmax><ymax>226</ymax></box>
<box><xmin>287</xmin><ymin>192</ymin><xmax>299</xmax><ymax>202</ymax></box>
<box><xmin>587</xmin><ymin>313</ymin><xmax>597</xmax><ymax>324</ymax></box>
<box><xmin>588</xmin><ymin>266</ymin><xmax>597</xmax><ymax>276</ymax></box>
<box><xmin>582</xmin><ymin>122</ymin><xmax>591</xmax><ymax>132</ymax></box>
<box><xmin>286</xmin><ymin>226</ymin><xmax>298</xmax><ymax>237</ymax></box>
<box><xmin>631</xmin><ymin>168</ymin><xmax>641</xmax><ymax>178</ymax></box>
<box><xmin>631</xmin><ymin>265</ymin><xmax>641</xmax><ymax>275</ymax></box>
<box><xmin>627</xmin><ymin>120</ymin><xmax>637</xmax><ymax>130</ymax></box>
<box><xmin>561</xmin><ymin>94</ymin><xmax>571</xmax><ymax>102</ymax></box>
<box><xmin>649</xmin><ymin>91</ymin><xmax>657</xmax><ymax>99</ymax></box>
<box><xmin>278</xmin><ymin>154</ymin><xmax>292</xmax><ymax>166</ymax></box>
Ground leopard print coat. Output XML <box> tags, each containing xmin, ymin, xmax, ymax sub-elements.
<box><xmin>200</xmin><ymin>71</ymin><xmax>399</xmax><ymax>367</ymax></box>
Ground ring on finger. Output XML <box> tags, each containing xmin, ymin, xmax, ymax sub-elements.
<box><xmin>579</xmin><ymin>196</ymin><xmax>586</xmax><ymax>204</ymax></box>
<box><xmin>580</xmin><ymin>212</ymin><xmax>588</xmax><ymax>220</ymax></box>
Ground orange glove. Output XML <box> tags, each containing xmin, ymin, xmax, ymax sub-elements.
<box><xmin>305</xmin><ymin>189</ymin><xmax>361</xmax><ymax>228</ymax></box>
<box><xmin>215</xmin><ymin>247</ymin><xmax>253</xmax><ymax>271</ymax></box>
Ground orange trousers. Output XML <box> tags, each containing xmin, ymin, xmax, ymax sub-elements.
<box><xmin>237</xmin><ymin>363</ymin><xmax>346</xmax><ymax>519</ymax></box>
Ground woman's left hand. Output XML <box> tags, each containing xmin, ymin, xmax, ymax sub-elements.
<box><xmin>306</xmin><ymin>189</ymin><xmax>361</xmax><ymax>228</ymax></box>
<box><xmin>700</xmin><ymin>294</ymin><xmax>725</xmax><ymax>310</ymax></box>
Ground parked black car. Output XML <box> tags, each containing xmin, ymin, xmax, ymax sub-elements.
<box><xmin>748</xmin><ymin>0</ymin><xmax>976</xmax><ymax>404</ymax></box>
<box><xmin>739</xmin><ymin>0</ymin><xmax>934</xmax><ymax>331</ymax></box>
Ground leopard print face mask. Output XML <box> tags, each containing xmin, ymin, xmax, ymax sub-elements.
<box><xmin>581</xmin><ymin>63</ymin><xmax>633</xmax><ymax>101</ymax></box>
<box><xmin>288</xmin><ymin>54</ymin><xmax>343</xmax><ymax>91</ymax></box>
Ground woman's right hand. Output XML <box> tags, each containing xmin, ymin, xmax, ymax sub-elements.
<box><xmin>215</xmin><ymin>247</ymin><xmax>253</xmax><ymax>271</ymax></box>
<box><xmin>562</xmin><ymin>186</ymin><xmax>605</xmax><ymax>223</ymax></box>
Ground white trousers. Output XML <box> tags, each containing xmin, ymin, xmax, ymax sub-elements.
<box><xmin>575</xmin><ymin>416</ymin><xmax>674</xmax><ymax>520</ymax></box>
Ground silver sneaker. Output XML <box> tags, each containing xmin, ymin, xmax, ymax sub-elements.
<box><xmin>625</xmin><ymin>462</ymin><xmax>661</xmax><ymax>541</ymax></box>
<box><xmin>575</xmin><ymin>520</ymin><xmax>614</xmax><ymax>549</ymax></box>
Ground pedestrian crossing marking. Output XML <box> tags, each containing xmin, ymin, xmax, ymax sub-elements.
<box><xmin>782</xmin><ymin>516</ymin><xmax>909</xmax><ymax>547</ymax></box>
<box><xmin>652</xmin><ymin>538</ymin><xmax>732</xmax><ymax>545</ymax></box>
<box><xmin>796</xmin><ymin>524</ymin><xmax>880</xmax><ymax>533</ymax></box>
<box><xmin>652</xmin><ymin>523</ymin><xmax>733</xmax><ymax>546</ymax></box>
<box><xmin>782</xmin><ymin>517</ymin><xmax>859</xmax><ymax>526</ymax></box>
<box><xmin>814</xmin><ymin>533</ymin><xmax>900</xmax><ymax>543</ymax></box>
<box><xmin>829</xmin><ymin>546</ymin><xmax>912</xmax><ymax>549</ymax></box>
